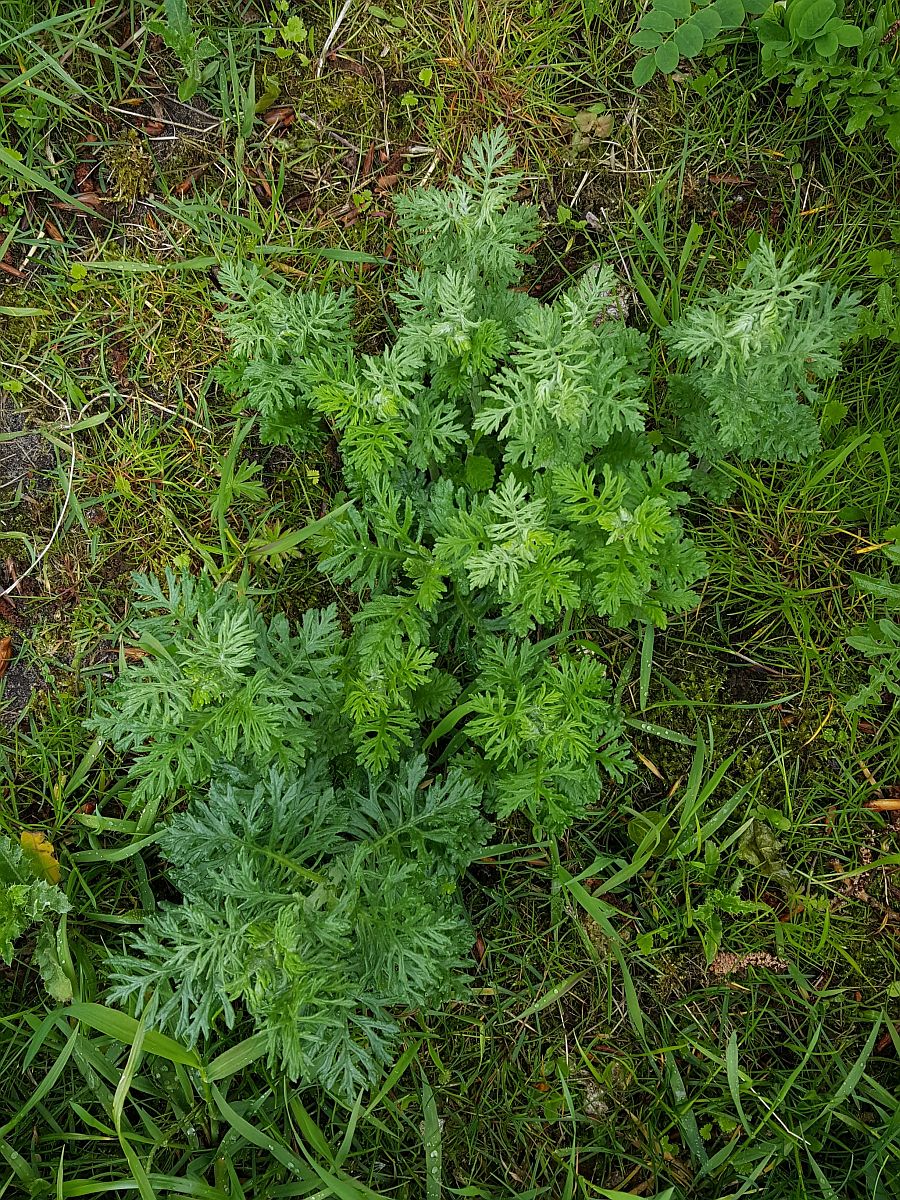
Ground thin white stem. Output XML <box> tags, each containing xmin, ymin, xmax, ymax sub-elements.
<box><xmin>317</xmin><ymin>0</ymin><xmax>354</xmax><ymax>78</ymax></box>
<box><xmin>0</xmin><ymin>362</ymin><xmax>84</xmax><ymax>599</ymax></box>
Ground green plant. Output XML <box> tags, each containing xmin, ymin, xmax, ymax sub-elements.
<box><xmin>846</xmin><ymin>572</ymin><xmax>900</xmax><ymax>716</ymax></box>
<box><xmin>690</xmin><ymin>875</ymin><xmax>770</xmax><ymax>963</ymax></box>
<box><xmin>262</xmin><ymin>0</ymin><xmax>312</xmax><ymax>62</ymax></box>
<box><xmin>630</xmin><ymin>0</ymin><xmax>770</xmax><ymax>87</ymax></box>
<box><xmin>663</xmin><ymin>241</ymin><xmax>860</xmax><ymax>490</ymax></box>
<box><xmin>215</xmin><ymin>274</ymin><xmax>354</xmax><ymax>449</ymax></box>
<box><xmin>754</xmin><ymin>0</ymin><xmax>863</xmax><ymax>69</ymax></box>
<box><xmin>1</xmin><ymin>833</ymin><xmax>71</xmax><ymax>1001</ymax></box>
<box><xmin>857</xmin><ymin>279</ymin><xmax>900</xmax><ymax>343</ymax></box>
<box><xmin>147</xmin><ymin>0</ymin><xmax>218</xmax><ymax>101</ymax></box>
<box><xmin>86</xmin><ymin>570</ymin><xmax>346</xmax><ymax>811</ymax></box>
<box><xmin>107</xmin><ymin>756</ymin><xmax>489</xmax><ymax>1098</ymax></box>
<box><xmin>854</xmin><ymin>244</ymin><xmax>900</xmax><ymax>343</ymax></box>
<box><xmin>838</xmin><ymin>10</ymin><xmax>900</xmax><ymax>151</ymax></box>
<box><xmin>5</xmin><ymin>1</ymin><xmax>900</xmax><ymax>1195</ymax></box>
<box><xmin>216</xmin><ymin>130</ymin><xmax>709</xmax><ymax>831</ymax></box>
<box><xmin>462</xmin><ymin>638</ymin><xmax>631</xmax><ymax>832</ymax></box>
<box><xmin>754</xmin><ymin>3</ymin><xmax>900</xmax><ymax>151</ymax></box>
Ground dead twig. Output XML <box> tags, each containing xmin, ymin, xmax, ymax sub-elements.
<box><xmin>317</xmin><ymin>0</ymin><xmax>354</xmax><ymax>77</ymax></box>
<box><xmin>0</xmin><ymin>363</ymin><xmax>85</xmax><ymax>601</ymax></box>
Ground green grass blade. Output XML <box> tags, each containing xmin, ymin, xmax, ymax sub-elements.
<box><xmin>64</xmin><ymin>1003</ymin><xmax>201</xmax><ymax>1068</ymax></box>
<box><xmin>205</xmin><ymin>1033</ymin><xmax>269</xmax><ymax>1082</ymax></box>
<box><xmin>421</xmin><ymin>1075</ymin><xmax>442</xmax><ymax>1200</ymax></box>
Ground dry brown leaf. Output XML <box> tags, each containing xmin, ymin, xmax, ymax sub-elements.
<box><xmin>634</xmin><ymin>749</ymin><xmax>664</xmax><ymax>781</ymax></box>
<box><xmin>0</xmin><ymin>635</ymin><xmax>11</xmax><ymax>679</ymax></box>
<box><xmin>472</xmin><ymin>932</ymin><xmax>486</xmax><ymax>965</ymax></box>
<box><xmin>172</xmin><ymin>165</ymin><xmax>209</xmax><ymax>196</ymax></box>
<box><xmin>261</xmin><ymin>106</ymin><xmax>296</xmax><ymax>128</ymax></box>
<box><xmin>51</xmin><ymin>192</ymin><xmax>108</xmax><ymax>211</ymax></box>
<box><xmin>709</xmin><ymin>172</ymin><xmax>753</xmax><ymax>187</ymax></box>
<box><xmin>332</xmin><ymin>56</ymin><xmax>367</xmax><ymax>77</ymax></box>
<box><xmin>571</xmin><ymin>109</ymin><xmax>614</xmax><ymax>151</ymax></box>
<box><xmin>865</xmin><ymin>798</ymin><xmax>900</xmax><ymax>811</ymax></box>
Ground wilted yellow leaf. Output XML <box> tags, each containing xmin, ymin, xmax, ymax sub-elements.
<box><xmin>20</xmin><ymin>830</ymin><xmax>61</xmax><ymax>884</ymax></box>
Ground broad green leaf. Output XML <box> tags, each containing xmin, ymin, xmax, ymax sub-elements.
<box><xmin>824</xmin><ymin>1017</ymin><xmax>881</xmax><ymax>1111</ymax></box>
<box><xmin>0</xmin><ymin>1135</ymin><xmax>38</xmax><ymax>1184</ymax></box>
<box><xmin>867</xmin><ymin>249</ymin><xmax>895</xmax><ymax>277</ymax></box>
<box><xmin>591</xmin><ymin>1191</ymin><xmax>674</xmax><ymax>1200</ymax></box>
<box><xmin>288</xmin><ymin>1096</ymin><xmax>337</xmax><ymax>1164</ymax></box>
<box><xmin>632</xmin><ymin>54</ymin><xmax>659</xmax><ymax>86</ymax></box>
<box><xmin>626</xmin><ymin>810</ymin><xmax>673</xmax><ymax>854</ymax></box>
<box><xmin>363</xmin><ymin>1041</ymin><xmax>421</xmax><ymax>1116</ymax></box>
<box><xmin>121</xmin><ymin>1138</ymin><xmax>160</xmax><ymax>1200</ymax></box>
<box><xmin>423</xmin><ymin>701</ymin><xmax>476</xmax><ymax>749</ymax></box>
<box><xmin>72</xmin><ymin>829</ymin><xmax>166</xmax><ymax>864</ymax></box>
<box><xmin>846</xmin><ymin>102</ymin><xmax>880</xmax><ymax>134</ymax></box>
<box><xmin>692</xmin><ymin>8</ymin><xmax>723</xmax><ymax>38</ymax></box>
<box><xmin>801</xmin><ymin>432</ymin><xmax>869</xmax><ymax>493</ymax></box>
<box><xmin>654</xmin><ymin>0</ymin><xmax>690</xmax><ymax>15</ymax></box>
<box><xmin>754</xmin><ymin>15</ymin><xmax>789</xmax><ymax>44</ymax></box>
<box><xmin>642</xmin><ymin>9</ymin><xmax>676</xmax><ymax>33</ymax></box>
<box><xmin>560</xmin><ymin>872</ymin><xmax>646</xmax><ymax>1041</ymax></box>
<box><xmin>790</xmin><ymin>0</ymin><xmax>835</xmax><ymax>39</ymax></box>
<box><xmin>0</xmin><ymin>1021</ymin><xmax>78</xmax><ymax>1139</ymax></box>
<box><xmin>624</xmin><ymin>717</ymin><xmax>697</xmax><ymax>746</ymax></box>
<box><xmin>836</xmin><ymin>20</ymin><xmax>863</xmax><ymax>46</ymax></box>
<box><xmin>814</xmin><ymin>29</ymin><xmax>838</xmax><ymax>56</ymax></box>
<box><xmin>0</xmin><ymin>144</ymin><xmax>100</xmax><ymax>213</ymax></box>
<box><xmin>34</xmin><ymin>925</ymin><xmax>72</xmax><ymax>1003</ymax></box>
<box><xmin>317</xmin><ymin>246</ymin><xmax>389</xmax><ymax>264</ymax></box>
<box><xmin>851</xmin><ymin>573</ymin><xmax>900</xmax><ymax>604</ymax></box>
<box><xmin>713</xmin><ymin>0</ymin><xmax>746</xmax><ymax>28</ymax></box>
<box><xmin>725</xmin><ymin>1031</ymin><xmax>750</xmax><ymax>1127</ymax></box>
<box><xmin>211</xmin><ymin>1085</ymin><xmax>314</xmax><ymax>1179</ymax></box>
<box><xmin>70</xmin><ymin>256</ymin><xmax>219</xmax><ymax>272</ymax></box>
<box><xmin>113</xmin><ymin>1012</ymin><xmax>146</xmax><ymax>1135</ymax></box>
<box><xmin>631</xmin><ymin>28</ymin><xmax>664</xmax><ymax>49</ymax></box>
<box><xmin>674</xmin><ymin>17</ymin><xmax>706</xmax><ymax>57</ymax></box>
<box><xmin>655</xmin><ymin>40</ymin><xmax>681</xmax><ymax>73</ymax></box>
<box><xmin>664</xmin><ymin>1052</ymin><xmax>708</xmax><ymax>1165</ymax></box>
<box><xmin>64</xmin><ymin>1003</ymin><xmax>201</xmax><ymax>1067</ymax></box>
